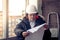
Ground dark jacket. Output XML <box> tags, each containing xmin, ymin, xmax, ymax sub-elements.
<box><xmin>14</xmin><ymin>16</ymin><xmax>51</xmax><ymax>40</ymax></box>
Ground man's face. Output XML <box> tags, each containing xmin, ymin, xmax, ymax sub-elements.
<box><xmin>28</xmin><ymin>13</ymin><xmax>36</xmax><ymax>21</ymax></box>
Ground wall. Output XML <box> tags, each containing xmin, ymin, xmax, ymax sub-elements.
<box><xmin>42</xmin><ymin>0</ymin><xmax>60</xmax><ymax>40</ymax></box>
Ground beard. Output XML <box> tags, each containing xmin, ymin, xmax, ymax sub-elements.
<box><xmin>29</xmin><ymin>18</ymin><xmax>36</xmax><ymax>22</ymax></box>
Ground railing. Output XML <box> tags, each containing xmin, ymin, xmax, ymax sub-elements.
<box><xmin>8</xmin><ymin>16</ymin><xmax>22</xmax><ymax>37</ymax></box>
<box><xmin>47</xmin><ymin>12</ymin><xmax>59</xmax><ymax>38</ymax></box>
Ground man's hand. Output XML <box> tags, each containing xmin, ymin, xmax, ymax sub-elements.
<box><xmin>44</xmin><ymin>24</ymin><xmax>48</xmax><ymax>30</ymax></box>
<box><xmin>22</xmin><ymin>32</ymin><xmax>29</xmax><ymax>37</ymax></box>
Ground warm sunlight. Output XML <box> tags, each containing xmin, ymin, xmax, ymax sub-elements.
<box><xmin>9</xmin><ymin>0</ymin><xmax>25</xmax><ymax>16</ymax></box>
<box><xmin>0</xmin><ymin>0</ymin><xmax>2</xmax><ymax>11</ymax></box>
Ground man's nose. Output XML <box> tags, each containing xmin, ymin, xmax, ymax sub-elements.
<box><xmin>31</xmin><ymin>15</ymin><xmax>34</xmax><ymax>17</ymax></box>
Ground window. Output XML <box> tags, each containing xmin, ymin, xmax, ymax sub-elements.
<box><xmin>0</xmin><ymin>0</ymin><xmax>3</xmax><ymax>39</ymax></box>
<box><xmin>8</xmin><ymin>0</ymin><xmax>28</xmax><ymax>37</ymax></box>
<box><xmin>9</xmin><ymin>0</ymin><xmax>26</xmax><ymax>16</ymax></box>
<box><xmin>0</xmin><ymin>0</ymin><xmax>2</xmax><ymax>11</ymax></box>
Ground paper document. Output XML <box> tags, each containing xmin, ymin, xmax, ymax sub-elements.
<box><xmin>25</xmin><ymin>23</ymin><xmax>46</xmax><ymax>40</ymax></box>
<box><xmin>27</xmin><ymin>23</ymin><xmax>46</xmax><ymax>33</ymax></box>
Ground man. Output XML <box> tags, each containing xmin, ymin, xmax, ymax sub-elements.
<box><xmin>14</xmin><ymin>5</ymin><xmax>51</xmax><ymax>40</ymax></box>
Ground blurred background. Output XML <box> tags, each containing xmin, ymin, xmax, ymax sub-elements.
<box><xmin>0</xmin><ymin>0</ymin><xmax>60</xmax><ymax>40</ymax></box>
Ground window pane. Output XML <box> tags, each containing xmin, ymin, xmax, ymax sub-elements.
<box><xmin>8</xmin><ymin>0</ymin><xmax>26</xmax><ymax>37</ymax></box>
<box><xmin>0</xmin><ymin>0</ymin><xmax>2</xmax><ymax>11</ymax></box>
<box><xmin>9</xmin><ymin>0</ymin><xmax>25</xmax><ymax>16</ymax></box>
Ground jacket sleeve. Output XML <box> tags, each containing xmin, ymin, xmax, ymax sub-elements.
<box><xmin>14</xmin><ymin>22</ymin><xmax>24</xmax><ymax>37</ymax></box>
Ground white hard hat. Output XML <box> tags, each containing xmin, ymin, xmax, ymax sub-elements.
<box><xmin>26</xmin><ymin>5</ymin><xmax>38</xmax><ymax>14</ymax></box>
